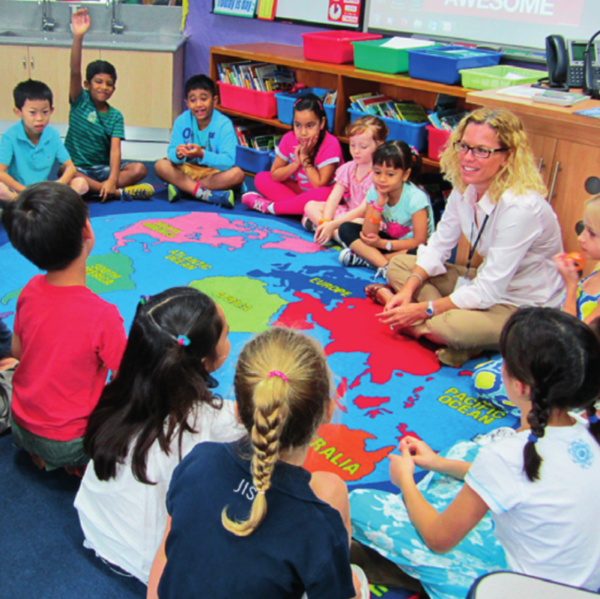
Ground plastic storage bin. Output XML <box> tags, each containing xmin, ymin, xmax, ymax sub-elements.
<box><xmin>460</xmin><ymin>65</ymin><xmax>544</xmax><ymax>90</ymax></box>
<box><xmin>236</xmin><ymin>146</ymin><xmax>275</xmax><ymax>174</ymax></box>
<box><xmin>426</xmin><ymin>126</ymin><xmax>452</xmax><ymax>160</ymax></box>
<box><xmin>407</xmin><ymin>46</ymin><xmax>503</xmax><ymax>85</ymax></box>
<box><xmin>352</xmin><ymin>38</ymin><xmax>438</xmax><ymax>74</ymax></box>
<box><xmin>301</xmin><ymin>31</ymin><xmax>382</xmax><ymax>64</ymax></box>
<box><xmin>217</xmin><ymin>82</ymin><xmax>279</xmax><ymax>119</ymax></box>
<box><xmin>348</xmin><ymin>108</ymin><xmax>429</xmax><ymax>151</ymax></box>
<box><xmin>275</xmin><ymin>87</ymin><xmax>336</xmax><ymax>131</ymax></box>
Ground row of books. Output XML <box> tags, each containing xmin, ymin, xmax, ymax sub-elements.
<box><xmin>234</xmin><ymin>121</ymin><xmax>282</xmax><ymax>151</ymax></box>
<box><xmin>217</xmin><ymin>60</ymin><xmax>296</xmax><ymax>92</ymax></box>
<box><xmin>349</xmin><ymin>93</ymin><xmax>429</xmax><ymax>123</ymax></box>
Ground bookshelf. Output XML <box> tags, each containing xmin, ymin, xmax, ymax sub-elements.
<box><xmin>209</xmin><ymin>43</ymin><xmax>475</xmax><ymax>170</ymax></box>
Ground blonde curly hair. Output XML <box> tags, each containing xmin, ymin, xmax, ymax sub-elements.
<box><xmin>439</xmin><ymin>107</ymin><xmax>547</xmax><ymax>203</ymax></box>
<box><xmin>584</xmin><ymin>194</ymin><xmax>600</xmax><ymax>235</ymax></box>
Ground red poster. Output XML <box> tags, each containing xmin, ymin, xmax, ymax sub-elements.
<box><xmin>328</xmin><ymin>0</ymin><xmax>361</xmax><ymax>25</ymax></box>
<box><xmin>423</xmin><ymin>0</ymin><xmax>584</xmax><ymax>27</ymax></box>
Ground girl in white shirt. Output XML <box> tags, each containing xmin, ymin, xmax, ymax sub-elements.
<box><xmin>74</xmin><ymin>287</ymin><xmax>243</xmax><ymax>583</ymax></box>
<box><xmin>350</xmin><ymin>307</ymin><xmax>600</xmax><ymax>599</ymax></box>
<box><xmin>367</xmin><ymin>108</ymin><xmax>564</xmax><ymax>367</ymax></box>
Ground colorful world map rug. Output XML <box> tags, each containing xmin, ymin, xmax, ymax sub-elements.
<box><xmin>1</xmin><ymin>209</ymin><xmax>518</xmax><ymax>492</ymax></box>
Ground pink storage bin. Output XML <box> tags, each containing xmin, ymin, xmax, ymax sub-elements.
<box><xmin>426</xmin><ymin>125</ymin><xmax>452</xmax><ymax>161</ymax></box>
<box><xmin>217</xmin><ymin>82</ymin><xmax>279</xmax><ymax>119</ymax></box>
<box><xmin>301</xmin><ymin>31</ymin><xmax>382</xmax><ymax>64</ymax></box>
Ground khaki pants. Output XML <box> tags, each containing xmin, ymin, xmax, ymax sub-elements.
<box><xmin>177</xmin><ymin>163</ymin><xmax>220</xmax><ymax>181</ymax></box>
<box><xmin>387</xmin><ymin>254</ymin><xmax>518</xmax><ymax>351</ymax></box>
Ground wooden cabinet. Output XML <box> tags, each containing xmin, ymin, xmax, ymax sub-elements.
<box><xmin>468</xmin><ymin>89</ymin><xmax>600</xmax><ymax>275</ymax></box>
<box><xmin>209</xmin><ymin>43</ymin><xmax>475</xmax><ymax>170</ymax></box>
<box><xmin>99</xmin><ymin>47</ymin><xmax>184</xmax><ymax>129</ymax></box>
<box><xmin>0</xmin><ymin>45</ymin><xmax>100</xmax><ymax>122</ymax></box>
<box><xmin>0</xmin><ymin>44</ymin><xmax>183</xmax><ymax>129</ymax></box>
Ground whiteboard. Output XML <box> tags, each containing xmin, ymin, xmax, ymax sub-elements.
<box><xmin>276</xmin><ymin>0</ymin><xmax>363</xmax><ymax>29</ymax></box>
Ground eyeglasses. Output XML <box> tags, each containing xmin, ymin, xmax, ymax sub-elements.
<box><xmin>453</xmin><ymin>142</ymin><xmax>509</xmax><ymax>159</ymax></box>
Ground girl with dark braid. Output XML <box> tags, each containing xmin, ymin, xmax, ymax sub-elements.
<box><xmin>148</xmin><ymin>327</ymin><xmax>368</xmax><ymax>599</ymax></box>
<box><xmin>351</xmin><ymin>307</ymin><xmax>600</xmax><ymax>599</ymax></box>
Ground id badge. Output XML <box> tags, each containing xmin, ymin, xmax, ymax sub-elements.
<box><xmin>454</xmin><ymin>275</ymin><xmax>472</xmax><ymax>292</ymax></box>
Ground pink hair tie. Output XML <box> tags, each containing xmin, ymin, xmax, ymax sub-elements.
<box><xmin>268</xmin><ymin>370</ymin><xmax>288</xmax><ymax>382</ymax></box>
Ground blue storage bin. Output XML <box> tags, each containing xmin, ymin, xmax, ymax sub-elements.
<box><xmin>348</xmin><ymin>108</ymin><xmax>429</xmax><ymax>151</ymax></box>
<box><xmin>236</xmin><ymin>146</ymin><xmax>275</xmax><ymax>174</ymax></box>
<box><xmin>275</xmin><ymin>87</ymin><xmax>336</xmax><ymax>132</ymax></box>
<box><xmin>407</xmin><ymin>46</ymin><xmax>503</xmax><ymax>85</ymax></box>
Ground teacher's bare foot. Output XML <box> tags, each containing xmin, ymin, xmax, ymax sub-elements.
<box><xmin>364</xmin><ymin>283</ymin><xmax>395</xmax><ymax>306</ymax></box>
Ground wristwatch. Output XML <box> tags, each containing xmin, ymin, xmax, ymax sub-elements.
<box><xmin>425</xmin><ymin>301</ymin><xmax>435</xmax><ymax>318</ymax></box>
<box><xmin>385</xmin><ymin>240</ymin><xmax>393</xmax><ymax>251</ymax></box>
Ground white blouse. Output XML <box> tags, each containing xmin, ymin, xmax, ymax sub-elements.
<box><xmin>416</xmin><ymin>185</ymin><xmax>565</xmax><ymax>310</ymax></box>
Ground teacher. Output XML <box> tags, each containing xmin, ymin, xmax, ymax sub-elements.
<box><xmin>368</xmin><ymin>107</ymin><xmax>564</xmax><ymax>367</ymax></box>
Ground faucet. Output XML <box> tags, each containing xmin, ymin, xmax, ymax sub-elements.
<box><xmin>107</xmin><ymin>0</ymin><xmax>125</xmax><ymax>35</ymax></box>
<box><xmin>38</xmin><ymin>0</ymin><xmax>55</xmax><ymax>32</ymax></box>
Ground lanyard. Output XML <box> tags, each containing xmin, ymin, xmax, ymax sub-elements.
<box><xmin>466</xmin><ymin>213</ymin><xmax>490</xmax><ymax>272</ymax></box>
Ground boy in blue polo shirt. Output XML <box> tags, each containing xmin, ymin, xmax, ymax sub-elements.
<box><xmin>65</xmin><ymin>9</ymin><xmax>153</xmax><ymax>203</ymax></box>
<box><xmin>0</xmin><ymin>80</ymin><xmax>88</xmax><ymax>202</ymax></box>
<box><xmin>154</xmin><ymin>75</ymin><xmax>244</xmax><ymax>208</ymax></box>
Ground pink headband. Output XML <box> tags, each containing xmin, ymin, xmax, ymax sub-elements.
<box><xmin>268</xmin><ymin>370</ymin><xmax>288</xmax><ymax>382</ymax></box>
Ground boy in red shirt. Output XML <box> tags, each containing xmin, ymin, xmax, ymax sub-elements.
<box><xmin>2</xmin><ymin>182</ymin><xmax>127</xmax><ymax>472</ymax></box>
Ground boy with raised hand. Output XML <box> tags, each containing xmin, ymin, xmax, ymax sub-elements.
<box><xmin>2</xmin><ymin>182</ymin><xmax>127</xmax><ymax>473</ymax></box>
<box><xmin>0</xmin><ymin>80</ymin><xmax>88</xmax><ymax>201</ymax></box>
<box><xmin>66</xmin><ymin>8</ymin><xmax>154</xmax><ymax>203</ymax></box>
<box><xmin>154</xmin><ymin>74</ymin><xmax>244</xmax><ymax>208</ymax></box>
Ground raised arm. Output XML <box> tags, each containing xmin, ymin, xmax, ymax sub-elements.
<box><xmin>70</xmin><ymin>9</ymin><xmax>91</xmax><ymax>103</ymax></box>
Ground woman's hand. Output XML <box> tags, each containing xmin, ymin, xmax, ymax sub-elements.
<box><xmin>359</xmin><ymin>231</ymin><xmax>382</xmax><ymax>248</ymax></box>
<box><xmin>553</xmin><ymin>253</ymin><xmax>580</xmax><ymax>286</ymax></box>
<box><xmin>314</xmin><ymin>221</ymin><xmax>337</xmax><ymax>245</ymax></box>
<box><xmin>377</xmin><ymin>301</ymin><xmax>427</xmax><ymax>328</ymax></box>
<box><xmin>383</xmin><ymin>288</ymin><xmax>414</xmax><ymax>312</ymax></box>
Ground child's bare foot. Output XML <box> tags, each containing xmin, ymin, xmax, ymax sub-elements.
<box><xmin>364</xmin><ymin>283</ymin><xmax>395</xmax><ymax>306</ymax></box>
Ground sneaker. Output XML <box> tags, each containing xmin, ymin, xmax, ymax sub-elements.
<box><xmin>242</xmin><ymin>192</ymin><xmax>272</xmax><ymax>214</ymax></box>
<box><xmin>301</xmin><ymin>215</ymin><xmax>316</xmax><ymax>232</ymax></box>
<box><xmin>339</xmin><ymin>248</ymin><xmax>374</xmax><ymax>269</ymax></box>
<box><xmin>167</xmin><ymin>184</ymin><xmax>181</xmax><ymax>203</ymax></box>
<box><xmin>206</xmin><ymin>189</ymin><xmax>235</xmax><ymax>209</ymax></box>
<box><xmin>121</xmin><ymin>183</ymin><xmax>154</xmax><ymax>201</ymax></box>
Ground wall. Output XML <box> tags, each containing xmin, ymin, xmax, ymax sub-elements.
<box><xmin>183</xmin><ymin>0</ymin><xmax>329</xmax><ymax>81</ymax></box>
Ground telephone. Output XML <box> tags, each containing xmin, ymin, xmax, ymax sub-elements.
<box><xmin>544</xmin><ymin>34</ymin><xmax>600</xmax><ymax>94</ymax></box>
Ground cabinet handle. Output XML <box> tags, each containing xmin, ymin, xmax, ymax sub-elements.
<box><xmin>23</xmin><ymin>56</ymin><xmax>27</xmax><ymax>69</ymax></box>
<box><xmin>30</xmin><ymin>56</ymin><xmax>34</xmax><ymax>70</ymax></box>
<box><xmin>548</xmin><ymin>161</ymin><xmax>561</xmax><ymax>205</ymax></box>
<box><xmin>537</xmin><ymin>157</ymin><xmax>544</xmax><ymax>172</ymax></box>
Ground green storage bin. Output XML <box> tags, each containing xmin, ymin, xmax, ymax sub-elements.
<box><xmin>352</xmin><ymin>38</ymin><xmax>438</xmax><ymax>75</ymax></box>
<box><xmin>460</xmin><ymin>65</ymin><xmax>544</xmax><ymax>90</ymax></box>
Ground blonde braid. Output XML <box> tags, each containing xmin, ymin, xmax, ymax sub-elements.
<box><xmin>222</xmin><ymin>377</ymin><xmax>289</xmax><ymax>536</ymax></box>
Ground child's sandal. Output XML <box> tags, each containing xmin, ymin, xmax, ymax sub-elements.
<box><xmin>364</xmin><ymin>283</ymin><xmax>394</xmax><ymax>306</ymax></box>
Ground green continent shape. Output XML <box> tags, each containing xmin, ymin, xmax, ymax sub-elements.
<box><xmin>2</xmin><ymin>288</ymin><xmax>22</xmax><ymax>305</ymax></box>
<box><xmin>190</xmin><ymin>276</ymin><xmax>287</xmax><ymax>333</ymax></box>
<box><xmin>86</xmin><ymin>253</ymin><xmax>135</xmax><ymax>294</ymax></box>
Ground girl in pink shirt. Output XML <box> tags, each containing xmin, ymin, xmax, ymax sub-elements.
<box><xmin>304</xmin><ymin>115</ymin><xmax>388</xmax><ymax>244</ymax></box>
<box><xmin>242</xmin><ymin>94</ymin><xmax>343</xmax><ymax>216</ymax></box>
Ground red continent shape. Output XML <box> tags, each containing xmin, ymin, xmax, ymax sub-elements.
<box><xmin>275</xmin><ymin>292</ymin><xmax>440</xmax><ymax>381</ymax></box>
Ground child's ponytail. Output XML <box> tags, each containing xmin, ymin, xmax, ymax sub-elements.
<box><xmin>523</xmin><ymin>385</ymin><xmax>551</xmax><ymax>482</ymax></box>
<box><xmin>222</xmin><ymin>328</ymin><xmax>331</xmax><ymax>536</ymax></box>
<box><xmin>222</xmin><ymin>376</ymin><xmax>288</xmax><ymax>536</ymax></box>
